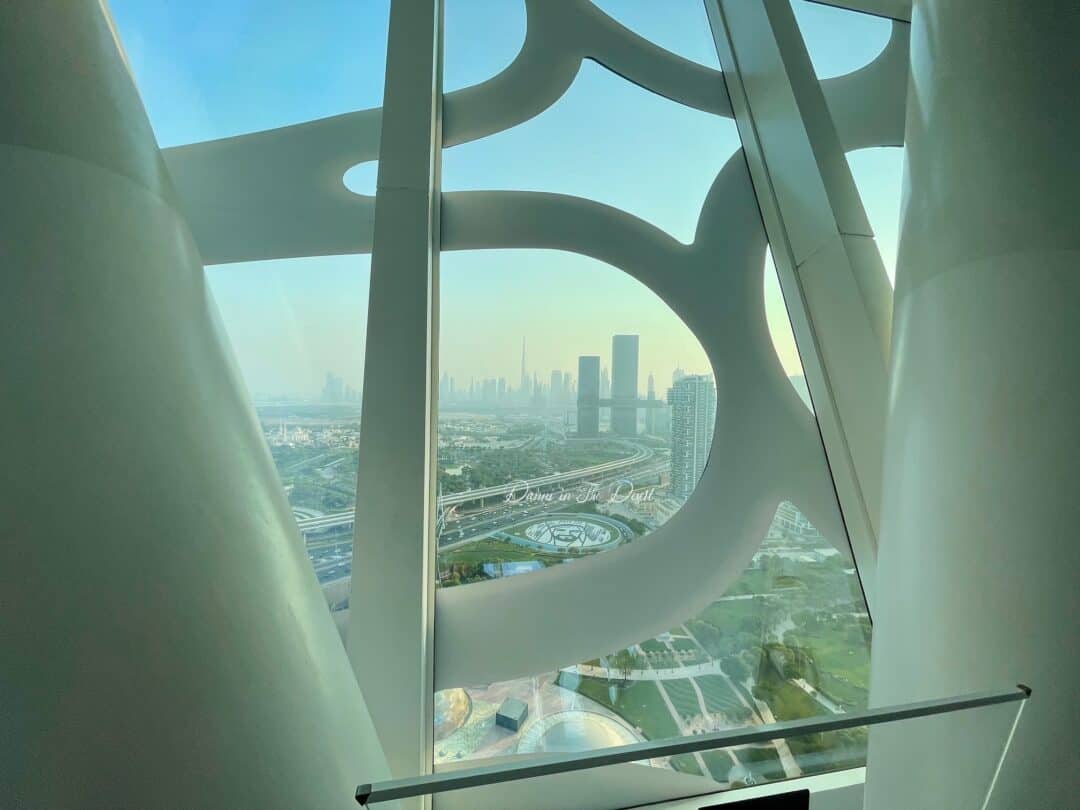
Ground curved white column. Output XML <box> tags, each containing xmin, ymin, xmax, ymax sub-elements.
<box><xmin>866</xmin><ymin>1</ymin><xmax>1079</xmax><ymax>807</ymax></box>
<box><xmin>0</xmin><ymin>5</ymin><xmax>388</xmax><ymax>807</ymax></box>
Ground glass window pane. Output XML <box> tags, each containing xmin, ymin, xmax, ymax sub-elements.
<box><xmin>846</xmin><ymin>147</ymin><xmax>904</xmax><ymax>286</ymax></box>
<box><xmin>437</xmin><ymin>250</ymin><xmax>711</xmax><ymax>586</ymax></box>
<box><xmin>438</xmin><ymin>503</ymin><xmax>871</xmax><ymax>782</ymax></box>
<box><xmin>108</xmin><ymin>0</ymin><xmax>391</xmax><ymax>145</ymax></box>
<box><xmin>590</xmin><ymin>0</ymin><xmax>721</xmax><ymax>68</ymax></box>
<box><xmin>443</xmin><ymin>60</ymin><xmax>741</xmax><ymax>244</ymax></box>
<box><xmin>433</xmin><ymin>1</ymin><xmax>873</xmax><ymax>793</ymax></box>
<box><xmin>108</xmin><ymin>2</ymin><xmax>389</xmax><ymax>639</ymax></box>
<box><xmin>765</xmin><ymin>249</ymin><xmax>814</xmax><ymax>410</ymax></box>
<box><xmin>792</xmin><ymin>0</ymin><xmax>891</xmax><ymax>79</ymax></box>
<box><xmin>207</xmin><ymin>256</ymin><xmax>370</xmax><ymax>625</ymax></box>
<box><xmin>444</xmin><ymin>0</ymin><xmax>527</xmax><ymax>92</ymax></box>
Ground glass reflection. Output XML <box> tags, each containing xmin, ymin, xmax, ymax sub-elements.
<box><xmin>206</xmin><ymin>256</ymin><xmax>369</xmax><ymax>618</ymax></box>
<box><xmin>436</xmin><ymin>502</ymin><xmax>871</xmax><ymax>785</ymax></box>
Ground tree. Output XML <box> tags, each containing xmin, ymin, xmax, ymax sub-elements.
<box><xmin>611</xmin><ymin>649</ymin><xmax>636</xmax><ymax>685</ymax></box>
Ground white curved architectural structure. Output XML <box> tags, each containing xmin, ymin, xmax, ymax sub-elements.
<box><xmin>6</xmin><ymin>0</ymin><xmax>1076</xmax><ymax>808</ymax></box>
<box><xmin>866</xmin><ymin>1</ymin><xmax>1080</xmax><ymax>807</ymax></box>
<box><xmin>0</xmin><ymin>4</ymin><xmax>389</xmax><ymax>807</ymax></box>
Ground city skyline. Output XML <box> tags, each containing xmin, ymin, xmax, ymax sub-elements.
<box><xmin>213</xmin><ymin>249</ymin><xmax>721</xmax><ymax>400</ymax></box>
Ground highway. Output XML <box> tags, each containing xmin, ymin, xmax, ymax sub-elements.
<box><xmin>295</xmin><ymin>443</ymin><xmax>655</xmax><ymax>535</ymax></box>
<box><xmin>436</xmin><ymin>461</ymin><xmax>669</xmax><ymax>550</ymax></box>
<box><xmin>300</xmin><ymin>443</ymin><xmax>667</xmax><ymax>583</ymax></box>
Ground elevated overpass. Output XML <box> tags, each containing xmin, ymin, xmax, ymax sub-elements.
<box><xmin>296</xmin><ymin>443</ymin><xmax>654</xmax><ymax>535</ymax></box>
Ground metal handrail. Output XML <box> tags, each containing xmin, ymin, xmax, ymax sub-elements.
<box><xmin>356</xmin><ymin>684</ymin><xmax>1030</xmax><ymax>805</ymax></box>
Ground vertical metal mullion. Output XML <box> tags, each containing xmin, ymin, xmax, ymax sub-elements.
<box><xmin>349</xmin><ymin>1</ymin><xmax>443</xmax><ymax>805</ymax></box>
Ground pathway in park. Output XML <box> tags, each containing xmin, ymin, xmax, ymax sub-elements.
<box><xmin>792</xmin><ymin>677</ymin><xmax>843</xmax><ymax>714</ymax></box>
<box><xmin>569</xmin><ymin>657</ymin><xmax>728</xmax><ymax>681</ymax></box>
<box><xmin>648</xmin><ymin>662</ymin><xmax>711</xmax><ymax>778</ymax></box>
<box><xmin>563</xmin><ymin>624</ymin><xmax>818</xmax><ymax>782</ymax></box>
<box><xmin>680</xmin><ymin>623</ymin><xmax>802</xmax><ymax>781</ymax></box>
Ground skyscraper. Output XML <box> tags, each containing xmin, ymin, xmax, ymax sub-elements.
<box><xmin>550</xmin><ymin>369</ymin><xmax>562</xmax><ymax>404</ymax></box>
<box><xmin>519</xmin><ymin>336</ymin><xmax>528</xmax><ymax>402</ymax></box>
<box><xmin>577</xmin><ymin>356</ymin><xmax>600</xmax><ymax>437</ymax></box>
<box><xmin>611</xmin><ymin>334</ymin><xmax>639</xmax><ymax>435</ymax></box>
<box><xmin>645</xmin><ymin>372</ymin><xmax>657</xmax><ymax>434</ymax></box>
<box><xmin>668</xmin><ymin>374</ymin><xmax>716</xmax><ymax>501</ymax></box>
<box><xmin>323</xmin><ymin>371</ymin><xmax>345</xmax><ymax>402</ymax></box>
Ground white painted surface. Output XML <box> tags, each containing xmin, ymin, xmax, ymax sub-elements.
<box><xmin>0</xmin><ymin>3</ymin><xmax>389</xmax><ymax>807</ymax></box>
<box><xmin>866</xmin><ymin>1</ymin><xmax>1080</xmax><ymax>807</ymax></box>
<box><xmin>347</xmin><ymin>0</ymin><xmax>442</xmax><ymax>790</ymax></box>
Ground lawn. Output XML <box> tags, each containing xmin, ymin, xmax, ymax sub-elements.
<box><xmin>638</xmin><ymin>638</ymin><xmax>667</xmax><ymax>655</ymax></box>
<box><xmin>669</xmin><ymin>753</ymin><xmax>702</xmax><ymax>777</ymax></box>
<box><xmin>670</xmin><ymin>637</ymin><xmax>699</xmax><ymax>653</ymax></box>
<box><xmin>787</xmin><ymin>728</ymin><xmax>867</xmax><ymax>776</ymax></box>
<box><xmin>438</xmin><ymin>537</ymin><xmax>564</xmax><ymax>566</ymax></box>
<box><xmin>695</xmin><ymin>675</ymin><xmax>751</xmax><ymax>721</ymax></box>
<box><xmin>755</xmin><ymin>677</ymin><xmax>824</xmax><ymax>722</ymax></box>
<box><xmin>700</xmin><ymin>750</ymin><xmax>735</xmax><ymax>783</ymax></box>
<box><xmin>781</xmin><ymin>614</ymin><xmax>871</xmax><ymax>709</ymax></box>
<box><xmin>660</xmin><ymin>678</ymin><xmax>701</xmax><ymax>722</ymax></box>
<box><xmin>559</xmin><ymin>673</ymin><xmax>680</xmax><ymax>741</ymax></box>
<box><xmin>735</xmin><ymin>745</ymin><xmax>786</xmax><ymax>781</ymax></box>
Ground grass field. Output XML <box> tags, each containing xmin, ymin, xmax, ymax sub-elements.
<box><xmin>679</xmin><ymin>650</ymin><xmax>709</xmax><ymax>666</ymax></box>
<box><xmin>638</xmin><ymin>638</ymin><xmax>667</xmax><ymax>655</ymax></box>
<box><xmin>817</xmin><ymin>669</ymin><xmax>868</xmax><ymax>710</ymax></box>
<box><xmin>700</xmin><ymin>750</ymin><xmax>735</xmax><ymax>783</ymax></box>
<box><xmin>439</xmin><ymin>537</ymin><xmax>565</xmax><ymax>566</ymax></box>
<box><xmin>660</xmin><ymin>678</ymin><xmax>701</xmax><ymax>722</ymax></box>
<box><xmin>730</xmin><ymin>681</ymin><xmax>760</xmax><ymax>716</ymax></box>
<box><xmin>695</xmin><ymin>675</ymin><xmax>751</xmax><ymax>721</ymax></box>
<box><xmin>755</xmin><ymin>676</ymin><xmax>825</xmax><ymax>722</ymax></box>
<box><xmin>787</xmin><ymin>729</ymin><xmax>867</xmax><ymax>776</ymax></box>
<box><xmin>735</xmin><ymin>745</ymin><xmax>786</xmax><ymax>780</ymax></box>
<box><xmin>700</xmin><ymin>745</ymin><xmax>785</xmax><ymax>784</ymax></box>
<box><xmin>670</xmin><ymin>637</ymin><xmax>699</xmax><ymax>653</ymax></box>
<box><xmin>669</xmin><ymin>753</ymin><xmax>702</xmax><ymax>777</ymax></box>
<box><xmin>560</xmin><ymin>673</ymin><xmax>680</xmax><ymax>741</ymax></box>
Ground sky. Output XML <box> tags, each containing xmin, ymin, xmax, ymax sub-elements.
<box><xmin>110</xmin><ymin>0</ymin><xmax>902</xmax><ymax>399</ymax></box>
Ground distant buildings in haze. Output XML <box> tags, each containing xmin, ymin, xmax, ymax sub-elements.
<box><xmin>439</xmin><ymin>338</ymin><xmax>576</xmax><ymax>408</ymax></box>
<box><xmin>322</xmin><ymin>371</ymin><xmax>360</xmax><ymax>403</ymax></box>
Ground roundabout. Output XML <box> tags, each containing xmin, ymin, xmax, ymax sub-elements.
<box><xmin>497</xmin><ymin>513</ymin><xmax>631</xmax><ymax>554</ymax></box>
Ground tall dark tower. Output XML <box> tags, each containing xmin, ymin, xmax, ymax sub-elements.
<box><xmin>577</xmin><ymin>356</ymin><xmax>600</xmax><ymax>437</ymax></box>
<box><xmin>611</xmin><ymin>334</ymin><xmax>639</xmax><ymax>435</ymax></box>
